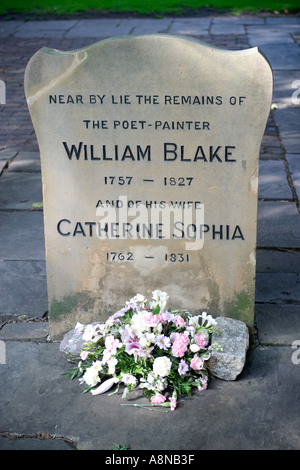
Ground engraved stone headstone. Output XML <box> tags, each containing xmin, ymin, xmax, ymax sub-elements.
<box><xmin>25</xmin><ymin>35</ymin><xmax>272</xmax><ymax>339</ymax></box>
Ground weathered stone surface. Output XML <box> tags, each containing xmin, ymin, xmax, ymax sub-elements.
<box><xmin>210</xmin><ymin>317</ymin><xmax>249</xmax><ymax>381</ymax></box>
<box><xmin>25</xmin><ymin>35</ymin><xmax>272</xmax><ymax>339</ymax></box>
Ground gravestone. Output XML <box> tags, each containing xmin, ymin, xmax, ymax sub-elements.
<box><xmin>24</xmin><ymin>35</ymin><xmax>273</xmax><ymax>339</ymax></box>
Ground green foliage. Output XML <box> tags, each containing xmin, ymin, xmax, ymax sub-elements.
<box><xmin>113</xmin><ymin>443</ymin><xmax>130</xmax><ymax>450</ymax></box>
<box><xmin>0</xmin><ymin>0</ymin><xmax>299</xmax><ymax>16</ymax></box>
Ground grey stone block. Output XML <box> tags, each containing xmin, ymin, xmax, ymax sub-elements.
<box><xmin>272</xmin><ymin>70</ymin><xmax>300</xmax><ymax>108</ymax></box>
<box><xmin>257</xmin><ymin>201</ymin><xmax>300</xmax><ymax>248</ymax></box>
<box><xmin>7</xmin><ymin>157</ymin><xmax>41</xmax><ymax>172</ymax></box>
<box><xmin>210</xmin><ymin>317</ymin><xmax>249</xmax><ymax>381</ymax></box>
<box><xmin>14</xmin><ymin>20</ymin><xmax>78</xmax><ymax>38</ymax></box>
<box><xmin>286</xmin><ymin>154</ymin><xmax>300</xmax><ymax>200</ymax></box>
<box><xmin>258</xmin><ymin>160</ymin><xmax>293</xmax><ymax>199</ymax></box>
<box><xmin>273</xmin><ymin>108</ymin><xmax>300</xmax><ymax>154</ymax></box>
<box><xmin>210</xmin><ymin>25</ymin><xmax>245</xmax><ymax>35</ymax></box>
<box><xmin>255</xmin><ymin>272</ymin><xmax>300</xmax><ymax>303</ymax></box>
<box><xmin>129</xmin><ymin>18</ymin><xmax>173</xmax><ymax>34</ymax></box>
<box><xmin>170</xmin><ymin>18</ymin><xmax>210</xmax><ymax>35</ymax></box>
<box><xmin>0</xmin><ymin>172</ymin><xmax>42</xmax><ymax>210</ymax></box>
<box><xmin>0</xmin><ymin>261</ymin><xmax>48</xmax><ymax>320</ymax></box>
<box><xmin>256</xmin><ymin>248</ymin><xmax>300</xmax><ymax>273</ymax></box>
<box><xmin>260</xmin><ymin>44</ymin><xmax>300</xmax><ymax>70</ymax></box>
<box><xmin>248</xmin><ymin>25</ymin><xmax>297</xmax><ymax>46</ymax></box>
<box><xmin>60</xmin><ymin>323</ymin><xmax>89</xmax><ymax>358</ymax></box>
<box><xmin>255</xmin><ymin>304</ymin><xmax>300</xmax><ymax>345</ymax></box>
<box><xmin>214</xmin><ymin>16</ymin><xmax>265</xmax><ymax>25</ymax></box>
<box><xmin>0</xmin><ymin>21</ymin><xmax>24</xmax><ymax>38</ymax></box>
<box><xmin>0</xmin><ymin>160</ymin><xmax>7</xmax><ymax>173</ymax></box>
<box><xmin>0</xmin><ymin>321</ymin><xmax>49</xmax><ymax>341</ymax></box>
<box><xmin>65</xmin><ymin>19</ymin><xmax>133</xmax><ymax>38</ymax></box>
<box><xmin>0</xmin><ymin>436</ymin><xmax>75</xmax><ymax>450</ymax></box>
<box><xmin>0</xmin><ymin>211</ymin><xmax>45</xmax><ymax>260</ymax></box>
<box><xmin>0</xmin><ymin>151</ymin><xmax>18</xmax><ymax>161</ymax></box>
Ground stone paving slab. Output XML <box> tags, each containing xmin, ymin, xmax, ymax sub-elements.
<box><xmin>0</xmin><ymin>261</ymin><xmax>47</xmax><ymax>320</ymax></box>
<box><xmin>0</xmin><ymin>436</ymin><xmax>75</xmax><ymax>450</ymax></box>
<box><xmin>257</xmin><ymin>201</ymin><xmax>300</xmax><ymax>248</ymax></box>
<box><xmin>273</xmin><ymin>108</ymin><xmax>300</xmax><ymax>154</ymax></box>
<box><xmin>248</xmin><ymin>25</ymin><xmax>299</xmax><ymax>46</ymax></box>
<box><xmin>255</xmin><ymin>303</ymin><xmax>300</xmax><ymax>345</ymax></box>
<box><xmin>0</xmin><ymin>321</ymin><xmax>49</xmax><ymax>340</ymax></box>
<box><xmin>0</xmin><ymin>172</ymin><xmax>42</xmax><ymax>210</ymax></box>
<box><xmin>256</xmin><ymin>249</ymin><xmax>300</xmax><ymax>273</ymax></box>
<box><xmin>210</xmin><ymin>24</ymin><xmax>246</xmax><ymax>35</ymax></box>
<box><xmin>165</xmin><ymin>18</ymin><xmax>210</xmax><ymax>36</ymax></box>
<box><xmin>259</xmin><ymin>44</ymin><xmax>300</xmax><ymax>70</ymax></box>
<box><xmin>0</xmin><ymin>211</ymin><xmax>45</xmax><ymax>260</ymax></box>
<box><xmin>286</xmin><ymin>154</ymin><xmax>300</xmax><ymax>200</ymax></box>
<box><xmin>255</xmin><ymin>272</ymin><xmax>300</xmax><ymax>304</ymax></box>
<box><xmin>0</xmin><ymin>341</ymin><xmax>298</xmax><ymax>450</ymax></box>
<box><xmin>7</xmin><ymin>156</ymin><xmax>41</xmax><ymax>172</ymax></box>
<box><xmin>0</xmin><ymin>21</ymin><xmax>24</xmax><ymax>37</ymax></box>
<box><xmin>212</xmin><ymin>16</ymin><xmax>265</xmax><ymax>25</ymax></box>
<box><xmin>258</xmin><ymin>160</ymin><xmax>293</xmax><ymax>199</ymax></box>
<box><xmin>272</xmin><ymin>70</ymin><xmax>300</xmax><ymax>108</ymax></box>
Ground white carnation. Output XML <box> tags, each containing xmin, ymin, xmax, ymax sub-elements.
<box><xmin>153</xmin><ymin>356</ymin><xmax>172</xmax><ymax>377</ymax></box>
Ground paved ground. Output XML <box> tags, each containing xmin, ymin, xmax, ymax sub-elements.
<box><xmin>0</xmin><ymin>14</ymin><xmax>299</xmax><ymax>451</ymax></box>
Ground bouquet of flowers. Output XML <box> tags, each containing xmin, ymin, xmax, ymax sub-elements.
<box><xmin>65</xmin><ymin>290</ymin><xmax>220</xmax><ymax>410</ymax></box>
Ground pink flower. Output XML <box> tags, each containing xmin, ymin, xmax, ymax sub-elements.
<box><xmin>194</xmin><ymin>333</ymin><xmax>208</xmax><ymax>349</ymax></box>
<box><xmin>172</xmin><ymin>333</ymin><xmax>189</xmax><ymax>358</ymax></box>
<box><xmin>190</xmin><ymin>355</ymin><xmax>204</xmax><ymax>371</ymax></box>
<box><xmin>175</xmin><ymin>315</ymin><xmax>186</xmax><ymax>328</ymax></box>
<box><xmin>169</xmin><ymin>396</ymin><xmax>177</xmax><ymax>411</ymax></box>
<box><xmin>105</xmin><ymin>335</ymin><xmax>121</xmax><ymax>354</ymax></box>
<box><xmin>80</xmin><ymin>350</ymin><xmax>89</xmax><ymax>361</ymax></box>
<box><xmin>144</xmin><ymin>312</ymin><xmax>160</xmax><ymax>327</ymax></box>
<box><xmin>151</xmin><ymin>393</ymin><xmax>166</xmax><ymax>405</ymax></box>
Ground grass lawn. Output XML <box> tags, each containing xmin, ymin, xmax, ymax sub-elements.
<box><xmin>0</xmin><ymin>0</ymin><xmax>299</xmax><ymax>17</ymax></box>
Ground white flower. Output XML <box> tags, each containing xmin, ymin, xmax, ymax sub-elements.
<box><xmin>190</xmin><ymin>343</ymin><xmax>200</xmax><ymax>353</ymax></box>
<box><xmin>121</xmin><ymin>373</ymin><xmax>137</xmax><ymax>386</ymax></box>
<box><xmin>139</xmin><ymin>336</ymin><xmax>148</xmax><ymax>347</ymax></box>
<box><xmin>153</xmin><ymin>356</ymin><xmax>172</xmax><ymax>377</ymax></box>
<box><xmin>199</xmin><ymin>312</ymin><xmax>217</xmax><ymax>327</ymax></box>
<box><xmin>107</xmin><ymin>357</ymin><xmax>118</xmax><ymax>375</ymax></box>
<box><xmin>188</xmin><ymin>315</ymin><xmax>201</xmax><ymax>330</ymax></box>
<box><xmin>151</xmin><ymin>290</ymin><xmax>169</xmax><ymax>311</ymax></box>
<box><xmin>130</xmin><ymin>311</ymin><xmax>150</xmax><ymax>336</ymax></box>
<box><xmin>82</xmin><ymin>324</ymin><xmax>96</xmax><ymax>342</ymax></box>
<box><xmin>82</xmin><ymin>362</ymin><xmax>102</xmax><ymax>387</ymax></box>
<box><xmin>91</xmin><ymin>377</ymin><xmax>119</xmax><ymax>395</ymax></box>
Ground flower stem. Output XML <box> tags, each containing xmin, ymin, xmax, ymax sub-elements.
<box><xmin>120</xmin><ymin>403</ymin><xmax>169</xmax><ymax>412</ymax></box>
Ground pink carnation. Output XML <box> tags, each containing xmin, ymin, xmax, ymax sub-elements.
<box><xmin>151</xmin><ymin>393</ymin><xmax>166</xmax><ymax>405</ymax></box>
<box><xmin>169</xmin><ymin>397</ymin><xmax>177</xmax><ymax>411</ymax></box>
<box><xmin>194</xmin><ymin>333</ymin><xmax>208</xmax><ymax>349</ymax></box>
<box><xmin>172</xmin><ymin>333</ymin><xmax>189</xmax><ymax>358</ymax></box>
<box><xmin>144</xmin><ymin>312</ymin><xmax>162</xmax><ymax>327</ymax></box>
<box><xmin>175</xmin><ymin>315</ymin><xmax>186</xmax><ymax>328</ymax></box>
<box><xmin>190</xmin><ymin>355</ymin><xmax>204</xmax><ymax>370</ymax></box>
